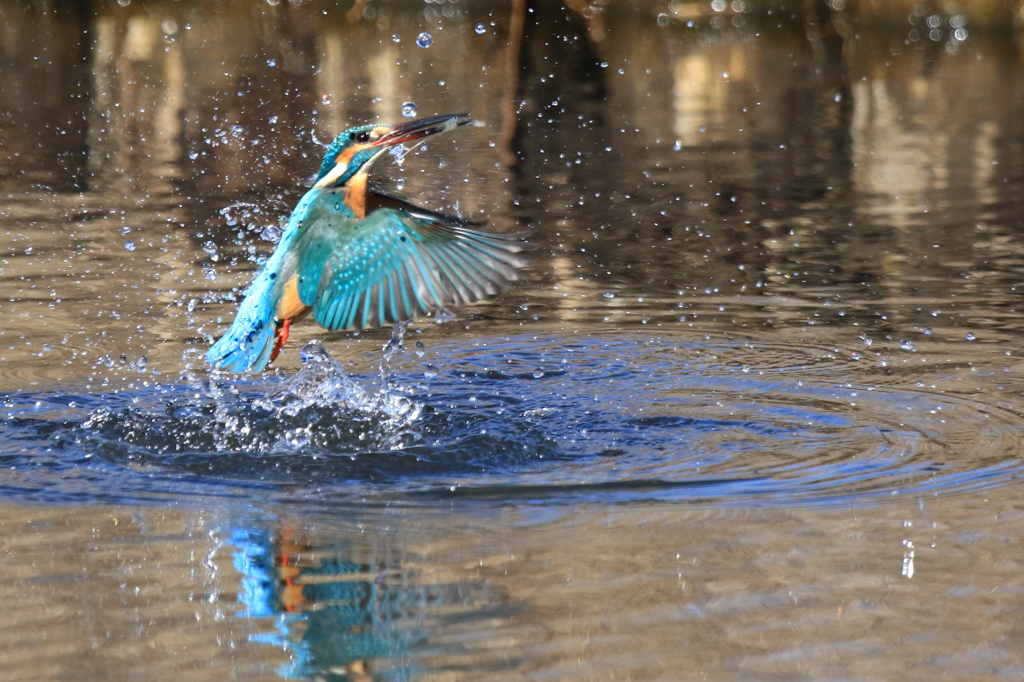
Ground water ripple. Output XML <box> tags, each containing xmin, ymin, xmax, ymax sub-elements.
<box><xmin>2</xmin><ymin>332</ymin><xmax>1023</xmax><ymax>507</ymax></box>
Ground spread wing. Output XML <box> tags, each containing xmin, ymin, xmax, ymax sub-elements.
<box><xmin>294</xmin><ymin>208</ymin><xmax>527</xmax><ymax>331</ymax></box>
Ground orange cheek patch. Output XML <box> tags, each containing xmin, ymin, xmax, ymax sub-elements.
<box><xmin>334</xmin><ymin>146</ymin><xmax>359</xmax><ymax>167</ymax></box>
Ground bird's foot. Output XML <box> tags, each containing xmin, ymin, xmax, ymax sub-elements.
<box><xmin>270</xmin><ymin>318</ymin><xmax>292</xmax><ymax>363</ymax></box>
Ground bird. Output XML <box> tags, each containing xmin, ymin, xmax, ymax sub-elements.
<box><xmin>206</xmin><ymin>113</ymin><xmax>527</xmax><ymax>374</ymax></box>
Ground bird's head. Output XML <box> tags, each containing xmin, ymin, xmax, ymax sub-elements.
<box><xmin>313</xmin><ymin>113</ymin><xmax>474</xmax><ymax>189</ymax></box>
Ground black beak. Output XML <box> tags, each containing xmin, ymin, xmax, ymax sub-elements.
<box><xmin>373</xmin><ymin>113</ymin><xmax>474</xmax><ymax>148</ymax></box>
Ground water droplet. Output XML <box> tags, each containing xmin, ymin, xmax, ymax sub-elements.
<box><xmin>532</xmin><ymin>369</ymin><xmax>544</xmax><ymax>378</ymax></box>
<box><xmin>602</xmin><ymin>291</ymin><xmax>616</xmax><ymax>299</ymax></box>
<box><xmin>966</xmin><ymin>332</ymin><xmax>976</xmax><ymax>341</ymax></box>
<box><xmin>900</xmin><ymin>340</ymin><xmax>915</xmax><ymax>351</ymax></box>
<box><xmin>321</xmin><ymin>94</ymin><xmax>331</xmax><ymax>105</ymax></box>
<box><xmin>117</xmin><ymin>0</ymin><xmax>129</xmax><ymax>6</ymax></box>
<box><xmin>266</xmin><ymin>58</ymin><xmax>276</xmax><ymax>67</ymax></box>
<box><xmin>434</xmin><ymin>308</ymin><xmax>455</xmax><ymax>324</ymax></box>
<box><xmin>850</xmin><ymin>351</ymin><xmax>861</xmax><ymax>360</ymax></box>
<box><xmin>187</xmin><ymin>298</ymin><xmax>197</xmax><ymax>312</ymax></box>
<box><xmin>392</xmin><ymin>34</ymin><xmax>400</xmax><ymax>43</ymax></box>
<box><xmin>42</xmin><ymin>344</ymin><xmax>51</xmax><ymax>353</ymax></box>
<box><xmin>923</xmin><ymin>327</ymin><xmax>932</xmax><ymax>335</ymax></box>
<box><xmin>124</xmin><ymin>241</ymin><xmax>136</xmax><ymax>251</ymax></box>
<box><xmin>401</xmin><ymin>102</ymin><xmax>417</xmax><ymax>118</ymax></box>
<box><xmin>188</xmin><ymin>150</ymin><xmax>199</xmax><ymax>160</ymax></box>
<box><xmin>415</xmin><ymin>340</ymin><xmax>425</xmax><ymax>357</ymax></box>
<box><xmin>261</xmin><ymin>226</ymin><xmax>281</xmax><ymax>243</ymax></box>
<box><xmin>599</xmin><ymin>61</ymin><xmax>608</xmax><ymax>68</ymax></box>
<box><xmin>383</xmin><ymin>321</ymin><xmax>407</xmax><ymax>359</ymax></box>
<box><xmin>416</xmin><ymin>32</ymin><xmax>433</xmax><ymax>48</ymax></box>
<box><xmin>423</xmin><ymin>363</ymin><xmax>438</xmax><ymax>379</ymax></box>
<box><xmin>203</xmin><ymin>267</ymin><xmax>217</xmax><ymax>281</ymax></box>
<box><xmin>300</xmin><ymin>340</ymin><xmax>330</xmax><ymax>364</ymax></box>
<box><xmin>475</xmin><ymin>23</ymin><xmax>486</xmax><ymax>34</ymax></box>
<box><xmin>202</xmin><ymin>241</ymin><xmax>217</xmax><ymax>255</ymax></box>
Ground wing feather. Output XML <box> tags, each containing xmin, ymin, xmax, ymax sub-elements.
<box><xmin>293</xmin><ymin>208</ymin><xmax>526</xmax><ymax>332</ymax></box>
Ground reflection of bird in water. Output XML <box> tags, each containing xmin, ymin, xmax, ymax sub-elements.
<box><xmin>230</xmin><ymin>523</ymin><xmax>494</xmax><ymax>682</ymax></box>
<box><xmin>207</xmin><ymin>113</ymin><xmax>528</xmax><ymax>373</ymax></box>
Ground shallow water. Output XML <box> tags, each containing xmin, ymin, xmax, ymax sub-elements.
<box><xmin>4</xmin><ymin>1</ymin><xmax>1024</xmax><ymax>680</ymax></box>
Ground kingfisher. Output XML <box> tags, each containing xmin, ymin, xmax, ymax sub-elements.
<box><xmin>206</xmin><ymin>113</ymin><xmax>527</xmax><ymax>374</ymax></box>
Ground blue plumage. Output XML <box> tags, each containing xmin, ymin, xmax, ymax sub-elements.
<box><xmin>206</xmin><ymin>114</ymin><xmax>528</xmax><ymax>374</ymax></box>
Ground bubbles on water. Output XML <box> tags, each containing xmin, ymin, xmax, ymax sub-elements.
<box><xmin>124</xmin><ymin>241</ymin><xmax>136</xmax><ymax>251</ymax></box>
<box><xmin>202</xmin><ymin>268</ymin><xmax>217</xmax><ymax>281</ymax></box>
<box><xmin>900</xmin><ymin>340</ymin><xmax>916</xmax><ymax>351</ymax></box>
<box><xmin>402</xmin><ymin>102</ymin><xmax>418</xmax><ymax>118</ymax></box>
<box><xmin>260</xmin><ymin>226</ymin><xmax>282</xmax><ymax>243</ymax></box>
<box><xmin>532</xmin><ymin>369</ymin><xmax>545</xmax><ymax>379</ymax></box>
<box><xmin>416</xmin><ymin>32</ymin><xmax>433</xmax><ymax>47</ymax></box>
<box><xmin>475</xmin><ymin>23</ymin><xmax>486</xmax><ymax>34</ymax></box>
<box><xmin>202</xmin><ymin>241</ymin><xmax>218</xmax><ymax>255</ymax></box>
<box><xmin>423</xmin><ymin>363</ymin><xmax>438</xmax><ymax>379</ymax></box>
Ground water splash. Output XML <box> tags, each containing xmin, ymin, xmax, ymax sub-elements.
<box><xmin>251</xmin><ymin>338</ymin><xmax>421</xmax><ymax>424</ymax></box>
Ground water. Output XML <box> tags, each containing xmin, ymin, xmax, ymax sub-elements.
<box><xmin>4</xmin><ymin>1</ymin><xmax>1024</xmax><ymax>680</ymax></box>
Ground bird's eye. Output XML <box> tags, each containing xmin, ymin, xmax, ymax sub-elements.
<box><xmin>355</xmin><ymin>131</ymin><xmax>371</xmax><ymax>143</ymax></box>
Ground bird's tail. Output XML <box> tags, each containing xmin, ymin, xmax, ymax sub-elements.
<box><xmin>206</xmin><ymin>273</ymin><xmax>278</xmax><ymax>374</ymax></box>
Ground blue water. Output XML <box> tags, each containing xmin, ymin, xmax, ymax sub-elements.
<box><xmin>4</xmin><ymin>331</ymin><xmax>1021</xmax><ymax>509</ymax></box>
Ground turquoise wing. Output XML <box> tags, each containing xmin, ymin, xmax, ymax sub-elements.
<box><xmin>294</xmin><ymin>208</ymin><xmax>527</xmax><ymax>331</ymax></box>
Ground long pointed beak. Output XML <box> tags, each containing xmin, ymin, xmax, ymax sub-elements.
<box><xmin>372</xmin><ymin>113</ymin><xmax>474</xmax><ymax>148</ymax></box>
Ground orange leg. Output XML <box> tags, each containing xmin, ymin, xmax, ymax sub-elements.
<box><xmin>270</xmin><ymin>318</ymin><xmax>292</xmax><ymax>363</ymax></box>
